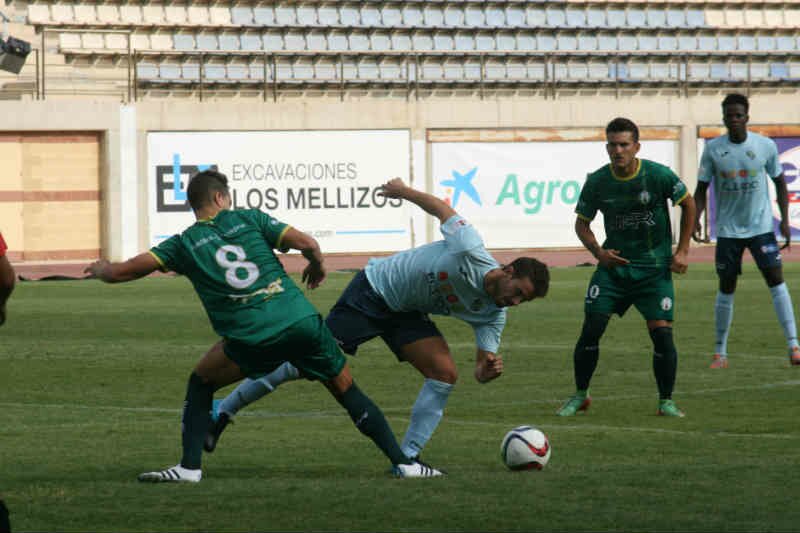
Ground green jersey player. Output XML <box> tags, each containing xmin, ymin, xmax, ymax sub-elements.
<box><xmin>556</xmin><ymin>118</ymin><xmax>696</xmax><ymax>418</ymax></box>
<box><xmin>85</xmin><ymin>170</ymin><xmax>441</xmax><ymax>481</ymax></box>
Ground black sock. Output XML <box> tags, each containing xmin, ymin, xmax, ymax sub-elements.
<box><xmin>650</xmin><ymin>327</ymin><xmax>678</xmax><ymax>400</ymax></box>
<box><xmin>180</xmin><ymin>372</ymin><xmax>213</xmax><ymax>470</ymax></box>
<box><xmin>337</xmin><ymin>383</ymin><xmax>410</xmax><ymax>466</ymax></box>
<box><xmin>574</xmin><ymin>313</ymin><xmax>610</xmax><ymax>391</ymax></box>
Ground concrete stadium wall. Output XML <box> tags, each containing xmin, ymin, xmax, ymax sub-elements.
<box><xmin>2</xmin><ymin>92</ymin><xmax>800</xmax><ymax>262</ymax></box>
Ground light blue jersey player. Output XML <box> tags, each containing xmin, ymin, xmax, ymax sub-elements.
<box><xmin>694</xmin><ymin>93</ymin><xmax>800</xmax><ymax>367</ymax></box>
<box><xmin>205</xmin><ymin>179</ymin><xmax>550</xmax><ymax>462</ymax></box>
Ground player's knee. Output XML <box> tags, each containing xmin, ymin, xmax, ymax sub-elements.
<box><xmin>649</xmin><ymin>327</ymin><xmax>676</xmax><ymax>355</ymax></box>
<box><xmin>580</xmin><ymin>313</ymin><xmax>610</xmax><ymax>344</ymax></box>
<box><xmin>718</xmin><ymin>276</ymin><xmax>737</xmax><ymax>294</ymax></box>
<box><xmin>762</xmin><ymin>267</ymin><xmax>784</xmax><ymax>287</ymax></box>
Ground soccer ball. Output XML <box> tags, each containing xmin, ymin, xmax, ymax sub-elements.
<box><xmin>500</xmin><ymin>425</ymin><xmax>551</xmax><ymax>471</ymax></box>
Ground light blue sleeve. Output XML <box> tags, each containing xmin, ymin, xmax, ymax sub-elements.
<box><xmin>440</xmin><ymin>215</ymin><xmax>485</xmax><ymax>254</ymax></box>
<box><xmin>471</xmin><ymin>311</ymin><xmax>505</xmax><ymax>353</ymax></box>
<box><xmin>697</xmin><ymin>143</ymin><xmax>715</xmax><ymax>183</ymax></box>
<box><xmin>764</xmin><ymin>138</ymin><xmax>783</xmax><ymax>179</ymax></box>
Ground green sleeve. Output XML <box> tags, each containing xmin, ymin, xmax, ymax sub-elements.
<box><xmin>250</xmin><ymin>210</ymin><xmax>291</xmax><ymax>251</ymax></box>
<box><xmin>664</xmin><ymin>167</ymin><xmax>689</xmax><ymax>206</ymax></box>
<box><xmin>575</xmin><ymin>175</ymin><xmax>598</xmax><ymax>221</ymax></box>
<box><xmin>149</xmin><ymin>235</ymin><xmax>184</xmax><ymax>274</ymax></box>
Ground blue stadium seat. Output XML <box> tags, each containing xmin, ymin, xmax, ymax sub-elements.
<box><xmin>545</xmin><ymin>8</ymin><xmax>566</xmax><ymax>27</ymax></box>
<box><xmin>370</xmin><ymin>32</ymin><xmax>391</xmax><ymax>51</ymax></box>
<box><xmin>618</xmin><ymin>35</ymin><xmax>637</xmax><ymax>51</ymax></box>
<box><xmin>241</xmin><ymin>34</ymin><xmax>262</xmax><ymax>51</ymax></box>
<box><xmin>738</xmin><ymin>36</ymin><xmax>756</xmax><ymax>51</ymax></box>
<box><xmin>566</xmin><ymin>8</ymin><xmax>586</xmax><ymax>27</ymax></box>
<box><xmin>349</xmin><ymin>32</ymin><xmax>370</xmax><ymax>51</ymax></box>
<box><xmin>174</xmin><ymin>34</ymin><xmax>195</xmax><ymax>51</ymax></box>
<box><xmin>403</xmin><ymin>6</ymin><xmax>423</xmax><ymax>27</ymax></box>
<box><xmin>678</xmin><ymin>36</ymin><xmax>698</xmax><ymax>50</ymax></box>
<box><xmin>686</xmin><ymin>9</ymin><xmax>706</xmax><ymax>27</ymax></box>
<box><xmin>444</xmin><ymin>6</ymin><xmax>465</xmax><ymax>26</ymax></box>
<box><xmin>204</xmin><ymin>65</ymin><xmax>227</xmax><ymax>80</ymax></box>
<box><xmin>253</xmin><ymin>8</ymin><xmax>274</xmax><ymax>26</ymax></box>
<box><xmin>526</xmin><ymin>7</ymin><xmax>546</xmax><ymax>26</ymax></box>
<box><xmin>263</xmin><ymin>32</ymin><xmax>284</xmax><ymax>51</ymax></box>
<box><xmin>718</xmin><ymin>36</ymin><xmax>736</xmax><ymax>51</ymax></box>
<box><xmin>381</xmin><ymin>62</ymin><xmax>404</xmax><ymax>81</ymax></box>
<box><xmin>627</xmin><ymin>9</ymin><xmax>646</xmax><ymax>27</ymax></box>
<box><xmin>307</xmin><ymin>31</ymin><xmax>327</xmax><ymax>50</ymax></box>
<box><xmin>638</xmin><ymin>36</ymin><xmax>658</xmax><ymax>51</ymax></box>
<box><xmin>465</xmin><ymin>6</ymin><xmax>485</xmax><ymax>27</ymax></box>
<box><xmin>598</xmin><ymin>35</ymin><xmax>617</xmax><ymax>50</ymax></box>
<box><xmin>557</xmin><ymin>35</ymin><xmax>577</xmax><ymax>50</ymax></box>
<box><xmin>284</xmin><ymin>31</ymin><xmax>306</xmax><ymax>50</ymax></box>
<box><xmin>757</xmin><ymin>36</ymin><xmax>776</xmax><ymax>50</ymax></box>
<box><xmin>697</xmin><ymin>36</ymin><xmax>717</xmax><ymax>50</ymax></box>
<box><xmin>361</xmin><ymin>6</ymin><xmax>381</xmax><ymax>26</ymax></box>
<box><xmin>423</xmin><ymin>6</ymin><xmax>444</xmax><ymax>26</ymax></box>
<box><xmin>455</xmin><ymin>33</ymin><xmax>475</xmax><ymax>50</ymax></box>
<box><xmin>296</xmin><ymin>6</ymin><xmax>317</xmax><ymax>25</ymax></box>
<box><xmin>658</xmin><ymin>36</ymin><xmax>678</xmax><ymax>50</ymax></box>
<box><xmin>646</xmin><ymin>9</ymin><xmax>667</xmax><ymax>27</ymax></box>
<box><xmin>315</xmin><ymin>62</ymin><xmax>337</xmax><ymax>81</ymax></box>
<box><xmin>227</xmin><ymin>65</ymin><xmax>249</xmax><ymax>81</ymax></box>
<box><xmin>327</xmin><ymin>32</ymin><xmax>348</xmax><ymax>51</ymax></box>
<box><xmin>434</xmin><ymin>33</ymin><xmax>455</xmax><ymax>51</ymax></box>
<box><xmin>275</xmin><ymin>6</ymin><xmax>297</xmax><ymax>25</ymax></box>
<box><xmin>382</xmin><ymin>6</ymin><xmax>402</xmax><ymax>27</ymax></box>
<box><xmin>476</xmin><ymin>33</ymin><xmax>495</xmax><ymax>51</ymax></box>
<box><xmin>196</xmin><ymin>34</ymin><xmax>219</xmax><ymax>50</ymax></box>
<box><xmin>159</xmin><ymin>64</ymin><xmax>181</xmax><ymax>80</ymax></box>
<box><xmin>506</xmin><ymin>6</ymin><xmax>524</xmax><ymax>27</ymax></box>
<box><xmin>485</xmin><ymin>61</ymin><xmax>506</xmax><ymax>80</ymax></box>
<box><xmin>777</xmin><ymin>36</ymin><xmax>796</xmax><ymax>51</ymax></box>
<box><xmin>219</xmin><ymin>35</ymin><xmax>241</xmax><ymax>51</ymax></box>
<box><xmin>412</xmin><ymin>33</ymin><xmax>434</xmax><ymax>50</ymax></box>
<box><xmin>771</xmin><ymin>63</ymin><xmax>789</xmax><ymax>79</ymax></box>
<box><xmin>318</xmin><ymin>6</ymin><xmax>338</xmax><ymax>25</ymax></box>
<box><xmin>392</xmin><ymin>33</ymin><xmax>412</xmax><ymax>51</ymax></box>
<box><xmin>607</xmin><ymin>9</ymin><xmax>626</xmax><ymax>27</ymax></box>
<box><xmin>587</xmin><ymin>8</ymin><xmax>606</xmax><ymax>27</ymax></box>
<box><xmin>578</xmin><ymin>35</ymin><xmax>598</xmax><ymax>51</ymax></box>
<box><xmin>497</xmin><ymin>33</ymin><xmax>515</xmax><ymax>50</ymax></box>
<box><xmin>231</xmin><ymin>7</ymin><xmax>254</xmax><ymax>26</ymax></box>
<box><xmin>666</xmin><ymin>9</ymin><xmax>686</xmax><ymax>27</ymax></box>
<box><xmin>537</xmin><ymin>34</ymin><xmax>556</xmax><ymax>51</ymax></box>
<box><xmin>710</xmin><ymin>63</ymin><xmax>729</xmax><ymax>79</ymax></box>
<box><xmin>486</xmin><ymin>6</ymin><xmax>505</xmax><ymax>27</ymax></box>
<box><xmin>339</xmin><ymin>6</ymin><xmax>358</xmax><ymax>26</ymax></box>
<box><xmin>516</xmin><ymin>34</ymin><xmax>535</xmax><ymax>51</ymax></box>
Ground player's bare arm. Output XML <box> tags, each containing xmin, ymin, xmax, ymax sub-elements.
<box><xmin>575</xmin><ymin>217</ymin><xmax>630</xmax><ymax>268</ymax></box>
<box><xmin>474</xmin><ymin>349</ymin><xmax>503</xmax><ymax>383</ymax></box>
<box><xmin>773</xmin><ymin>174</ymin><xmax>791</xmax><ymax>250</ymax></box>
<box><xmin>379</xmin><ymin>178</ymin><xmax>457</xmax><ymax>224</ymax></box>
<box><xmin>692</xmin><ymin>181</ymin><xmax>709</xmax><ymax>242</ymax></box>
<box><xmin>672</xmin><ymin>193</ymin><xmax>696</xmax><ymax>274</ymax></box>
<box><xmin>85</xmin><ymin>252</ymin><xmax>160</xmax><ymax>283</ymax></box>
<box><xmin>280</xmin><ymin>227</ymin><xmax>326</xmax><ymax>289</ymax></box>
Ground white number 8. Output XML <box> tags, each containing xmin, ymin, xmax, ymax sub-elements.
<box><xmin>215</xmin><ymin>245</ymin><xmax>259</xmax><ymax>289</ymax></box>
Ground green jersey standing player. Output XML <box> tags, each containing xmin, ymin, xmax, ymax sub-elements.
<box><xmin>85</xmin><ymin>170</ymin><xmax>441</xmax><ymax>481</ymax></box>
<box><xmin>557</xmin><ymin>118</ymin><xmax>696</xmax><ymax>418</ymax></box>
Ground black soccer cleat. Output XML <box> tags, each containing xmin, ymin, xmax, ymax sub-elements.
<box><xmin>204</xmin><ymin>412</ymin><xmax>232</xmax><ymax>453</ymax></box>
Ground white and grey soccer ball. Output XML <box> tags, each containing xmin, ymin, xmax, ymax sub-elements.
<box><xmin>501</xmin><ymin>425</ymin><xmax>551</xmax><ymax>470</ymax></box>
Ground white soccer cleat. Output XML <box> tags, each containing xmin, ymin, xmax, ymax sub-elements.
<box><xmin>392</xmin><ymin>460</ymin><xmax>444</xmax><ymax>478</ymax></box>
<box><xmin>137</xmin><ymin>464</ymin><xmax>202</xmax><ymax>483</ymax></box>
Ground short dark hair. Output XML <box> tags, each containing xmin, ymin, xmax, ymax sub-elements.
<box><xmin>509</xmin><ymin>257</ymin><xmax>550</xmax><ymax>298</ymax></box>
<box><xmin>605</xmin><ymin>117</ymin><xmax>640</xmax><ymax>143</ymax></box>
<box><xmin>722</xmin><ymin>93</ymin><xmax>749</xmax><ymax>113</ymax></box>
<box><xmin>187</xmin><ymin>170</ymin><xmax>230</xmax><ymax>211</ymax></box>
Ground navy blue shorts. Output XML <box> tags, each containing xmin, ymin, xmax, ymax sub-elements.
<box><xmin>325</xmin><ymin>270</ymin><xmax>443</xmax><ymax>360</ymax></box>
<box><xmin>716</xmin><ymin>232</ymin><xmax>783</xmax><ymax>277</ymax></box>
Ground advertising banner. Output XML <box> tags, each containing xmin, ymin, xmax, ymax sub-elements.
<box><xmin>147</xmin><ymin>130</ymin><xmax>412</xmax><ymax>253</ymax></box>
<box><xmin>431</xmin><ymin>140</ymin><xmax>679</xmax><ymax>248</ymax></box>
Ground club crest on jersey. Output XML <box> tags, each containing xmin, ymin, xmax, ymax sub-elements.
<box><xmin>637</xmin><ymin>191</ymin><xmax>651</xmax><ymax>205</ymax></box>
<box><xmin>470</xmin><ymin>298</ymin><xmax>483</xmax><ymax>312</ymax></box>
<box><xmin>660</xmin><ymin>297</ymin><xmax>673</xmax><ymax>311</ymax></box>
<box><xmin>746</xmin><ymin>150</ymin><xmax>756</xmax><ymax>160</ymax></box>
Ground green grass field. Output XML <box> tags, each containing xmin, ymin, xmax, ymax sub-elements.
<box><xmin>2</xmin><ymin>263</ymin><xmax>799</xmax><ymax>532</ymax></box>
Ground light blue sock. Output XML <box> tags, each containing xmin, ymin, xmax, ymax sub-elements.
<box><xmin>769</xmin><ymin>283</ymin><xmax>799</xmax><ymax>349</ymax></box>
<box><xmin>219</xmin><ymin>362</ymin><xmax>300</xmax><ymax>417</ymax></box>
<box><xmin>714</xmin><ymin>291</ymin><xmax>734</xmax><ymax>356</ymax></box>
<box><xmin>401</xmin><ymin>379</ymin><xmax>454</xmax><ymax>458</ymax></box>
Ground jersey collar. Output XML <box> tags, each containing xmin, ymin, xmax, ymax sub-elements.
<box><xmin>610</xmin><ymin>159</ymin><xmax>642</xmax><ymax>182</ymax></box>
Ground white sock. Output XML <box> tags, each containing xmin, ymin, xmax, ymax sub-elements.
<box><xmin>401</xmin><ymin>379</ymin><xmax>454</xmax><ymax>458</ymax></box>
<box><xmin>219</xmin><ymin>362</ymin><xmax>300</xmax><ymax>416</ymax></box>
<box><xmin>714</xmin><ymin>291</ymin><xmax>734</xmax><ymax>356</ymax></box>
<box><xmin>769</xmin><ymin>283</ymin><xmax>799</xmax><ymax>349</ymax></box>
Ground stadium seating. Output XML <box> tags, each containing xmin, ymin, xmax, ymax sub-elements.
<box><xmin>16</xmin><ymin>1</ymin><xmax>800</xmax><ymax>98</ymax></box>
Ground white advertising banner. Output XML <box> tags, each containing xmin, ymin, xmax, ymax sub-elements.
<box><xmin>147</xmin><ymin>130</ymin><xmax>411</xmax><ymax>252</ymax></box>
<box><xmin>431</xmin><ymin>140</ymin><xmax>678</xmax><ymax>248</ymax></box>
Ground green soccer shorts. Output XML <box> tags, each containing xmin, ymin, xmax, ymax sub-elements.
<box><xmin>583</xmin><ymin>265</ymin><xmax>675</xmax><ymax>321</ymax></box>
<box><xmin>223</xmin><ymin>314</ymin><xmax>346</xmax><ymax>381</ymax></box>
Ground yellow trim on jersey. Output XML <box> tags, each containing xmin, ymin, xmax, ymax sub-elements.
<box><xmin>673</xmin><ymin>190</ymin><xmax>689</xmax><ymax>206</ymax></box>
<box><xmin>148</xmin><ymin>250</ymin><xmax>168</xmax><ymax>272</ymax></box>
<box><xmin>610</xmin><ymin>159</ymin><xmax>642</xmax><ymax>181</ymax></box>
<box><xmin>275</xmin><ymin>225</ymin><xmax>291</xmax><ymax>251</ymax></box>
<box><xmin>576</xmin><ymin>213</ymin><xmax>594</xmax><ymax>222</ymax></box>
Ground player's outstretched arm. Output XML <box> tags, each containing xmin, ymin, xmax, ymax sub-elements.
<box><xmin>379</xmin><ymin>178</ymin><xmax>457</xmax><ymax>225</ymax></box>
<box><xmin>692</xmin><ymin>182</ymin><xmax>709</xmax><ymax>242</ymax></box>
<box><xmin>474</xmin><ymin>349</ymin><xmax>503</xmax><ymax>383</ymax></box>
<box><xmin>85</xmin><ymin>253</ymin><xmax>160</xmax><ymax>283</ymax></box>
<box><xmin>672</xmin><ymin>193</ymin><xmax>696</xmax><ymax>274</ymax></box>
<box><xmin>280</xmin><ymin>227</ymin><xmax>326</xmax><ymax>289</ymax></box>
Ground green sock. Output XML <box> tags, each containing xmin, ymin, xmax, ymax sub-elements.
<box><xmin>650</xmin><ymin>327</ymin><xmax>678</xmax><ymax>400</ymax></box>
<box><xmin>338</xmin><ymin>383</ymin><xmax>411</xmax><ymax>466</ymax></box>
<box><xmin>180</xmin><ymin>372</ymin><xmax>213</xmax><ymax>470</ymax></box>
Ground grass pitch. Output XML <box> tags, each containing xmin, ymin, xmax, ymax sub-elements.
<box><xmin>1</xmin><ymin>263</ymin><xmax>799</xmax><ymax>532</ymax></box>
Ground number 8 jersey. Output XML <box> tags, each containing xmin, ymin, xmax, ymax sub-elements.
<box><xmin>149</xmin><ymin>209</ymin><xmax>318</xmax><ymax>345</ymax></box>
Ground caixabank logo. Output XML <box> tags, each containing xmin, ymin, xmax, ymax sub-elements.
<box><xmin>155</xmin><ymin>154</ymin><xmax>217</xmax><ymax>212</ymax></box>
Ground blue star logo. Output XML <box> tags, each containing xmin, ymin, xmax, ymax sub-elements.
<box><xmin>440</xmin><ymin>167</ymin><xmax>482</xmax><ymax>208</ymax></box>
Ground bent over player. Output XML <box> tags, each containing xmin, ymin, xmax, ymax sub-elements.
<box><xmin>557</xmin><ymin>117</ymin><xmax>696</xmax><ymax>418</ymax></box>
<box><xmin>694</xmin><ymin>93</ymin><xmax>800</xmax><ymax>368</ymax></box>
<box><xmin>206</xmin><ymin>178</ymin><xmax>550</xmax><ymax>461</ymax></box>
<box><xmin>86</xmin><ymin>170</ymin><xmax>441</xmax><ymax>481</ymax></box>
